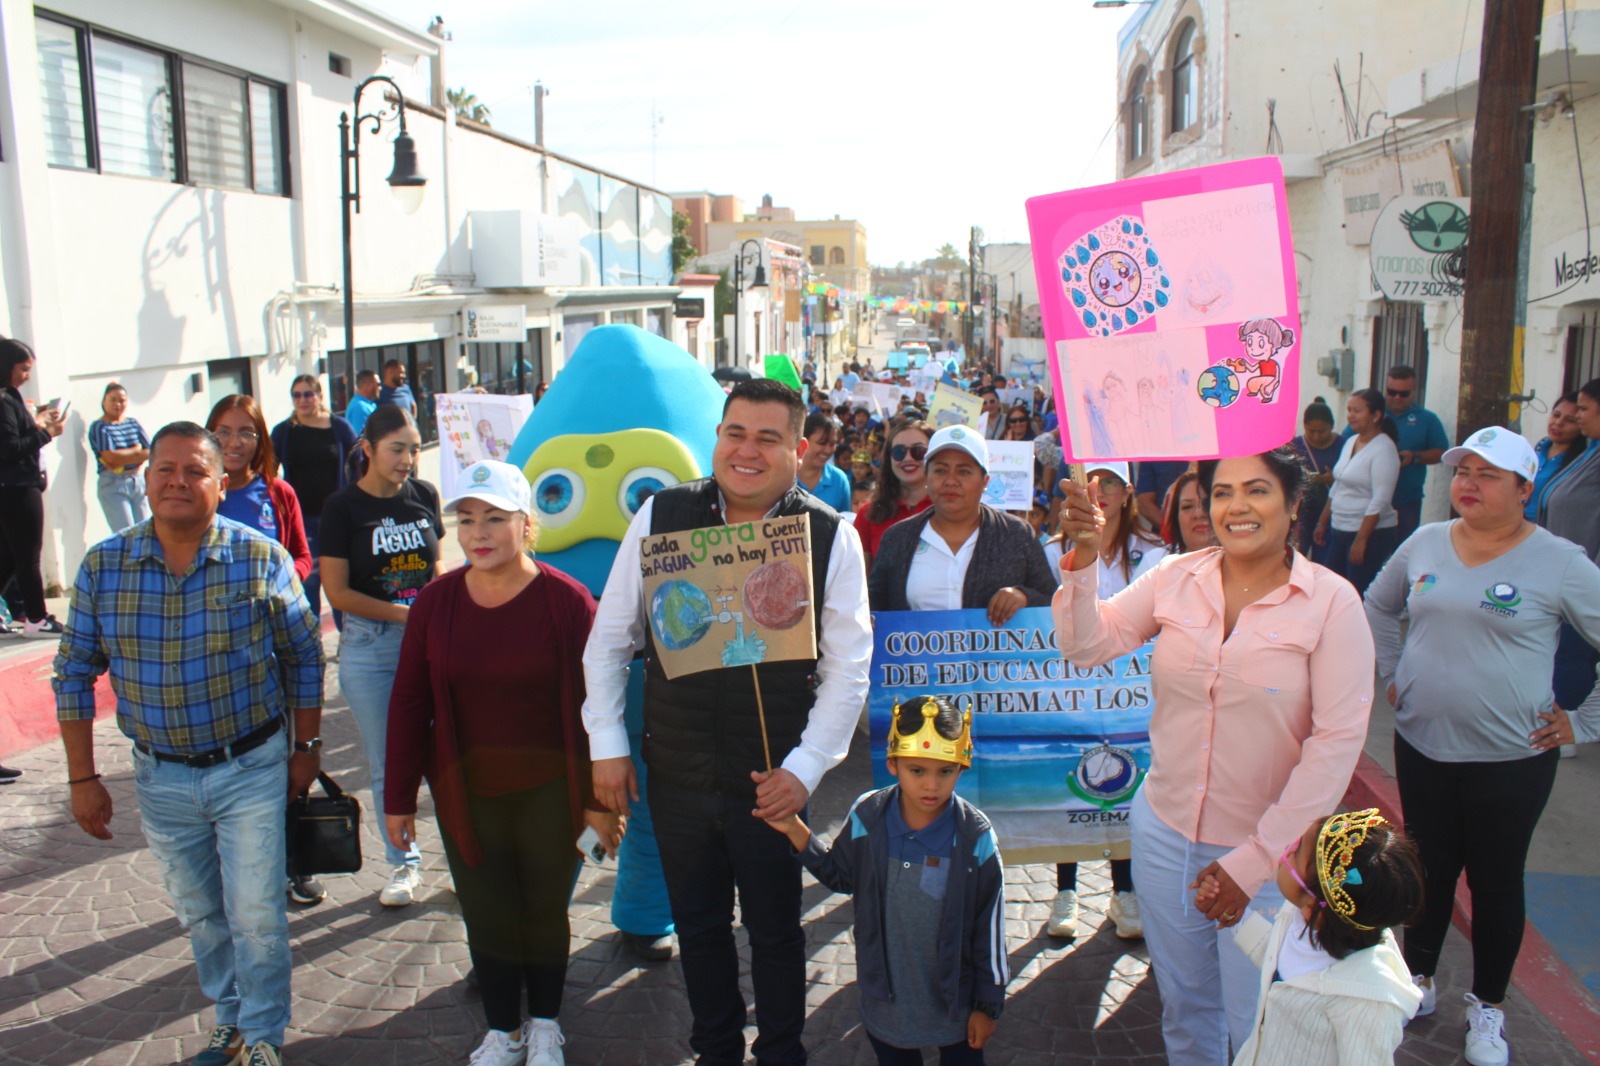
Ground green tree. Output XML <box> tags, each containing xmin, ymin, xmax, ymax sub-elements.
<box><xmin>932</xmin><ymin>243</ymin><xmax>963</xmax><ymax>269</ymax></box>
<box><xmin>672</xmin><ymin>211</ymin><xmax>699</xmax><ymax>274</ymax></box>
<box><xmin>446</xmin><ymin>87</ymin><xmax>491</xmax><ymax>126</ymax></box>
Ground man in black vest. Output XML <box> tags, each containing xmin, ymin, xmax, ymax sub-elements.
<box><xmin>583</xmin><ymin>378</ymin><xmax>872</xmax><ymax>1065</ymax></box>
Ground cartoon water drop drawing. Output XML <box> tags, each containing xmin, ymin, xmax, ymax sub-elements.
<box><xmin>1060</xmin><ymin>215</ymin><xmax>1170</xmax><ymax>335</ymax></box>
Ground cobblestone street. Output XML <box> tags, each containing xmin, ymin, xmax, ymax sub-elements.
<box><xmin>0</xmin><ymin>658</ymin><xmax>1584</xmax><ymax>1065</ymax></box>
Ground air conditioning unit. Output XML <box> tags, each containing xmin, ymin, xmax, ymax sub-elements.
<box><xmin>1316</xmin><ymin>348</ymin><xmax>1355</xmax><ymax>390</ymax></box>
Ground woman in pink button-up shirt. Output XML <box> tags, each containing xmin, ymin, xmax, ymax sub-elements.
<box><xmin>1054</xmin><ymin>449</ymin><xmax>1375</xmax><ymax>1066</ymax></box>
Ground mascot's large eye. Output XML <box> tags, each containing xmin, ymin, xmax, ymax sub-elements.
<box><xmin>531</xmin><ymin>468</ymin><xmax>586</xmax><ymax>528</ymax></box>
<box><xmin>617</xmin><ymin>466</ymin><xmax>678</xmax><ymax>517</ymax></box>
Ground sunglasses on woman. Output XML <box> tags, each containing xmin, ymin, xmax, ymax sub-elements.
<box><xmin>889</xmin><ymin>443</ymin><xmax>928</xmax><ymax>462</ymax></box>
<box><xmin>1007</xmin><ymin>417</ymin><xmax>1029</xmax><ymax>425</ymax></box>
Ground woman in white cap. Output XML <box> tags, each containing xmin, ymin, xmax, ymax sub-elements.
<box><xmin>1041</xmin><ymin>459</ymin><xmax>1165</xmax><ymax>940</ymax></box>
<box><xmin>1365</xmin><ymin>426</ymin><xmax>1600</xmax><ymax>1066</ymax></box>
<box><xmin>867</xmin><ymin>425</ymin><xmax>1057</xmax><ymax>619</ymax></box>
<box><xmin>385</xmin><ymin>459</ymin><xmax>620</xmax><ymax>1066</ymax></box>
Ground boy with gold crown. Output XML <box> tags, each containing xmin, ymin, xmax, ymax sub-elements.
<box><xmin>762</xmin><ymin>695</ymin><xmax>1009</xmax><ymax>1065</ymax></box>
<box><xmin>1228</xmin><ymin>809</ymin><xmax>1427</xmax><ymax>1065</ymax></box>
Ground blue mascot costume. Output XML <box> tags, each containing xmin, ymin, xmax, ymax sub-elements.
<box><xmin>507</xmin><ymin>324</ymin><xmax>726</xmax><ymax>959</ymax></box>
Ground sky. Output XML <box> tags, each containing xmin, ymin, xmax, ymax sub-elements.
<box><xmin>369</xmin><ymin>0</ymin><xmax>1131</xmax><ymax>266</ymax></box>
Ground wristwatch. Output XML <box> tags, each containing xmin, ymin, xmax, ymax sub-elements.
<box><xmin>293</xmin><ymin>737</ymin><xmax>323</xmax><ymax>755</ymax></box>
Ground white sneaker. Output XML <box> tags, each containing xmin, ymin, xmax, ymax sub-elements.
<box><xmin>524</xmin><ymin>1018</ymin><xmax>565</xmax><ymax>1066</ymax></box>
<box><xmin>1464</xmin><ymin>993</ymin><xmax>1509</xmax><ymax>1066</ymax></box>
<box><xmin>1046</xmin><ymin>889</ymin><xmax>1079</xmax><ymax>938</ymax></box>
<box><xmin>1407</xmin><ymin>974</ymin><xmax>1436</xmax><ymax>1024</ymax></box>
<box><xmin>468</xmin><ymin>1027</ymin><xmax>527</xmax><ymax>1066</ymax></box>
<box><xmin>379</xmin><ymin>864</ymin><xmax>422</xmax><ymax>907</ymax></box>
<box><xmin>1108</xmin><ymin>890</ymin><xmax>1144</xmax><ymax>939</ymax></box>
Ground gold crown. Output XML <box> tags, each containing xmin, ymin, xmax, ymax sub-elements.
<box><xmin>1315</xmin><ymin>808</ymin><xmax>1387</xmax><ymax>931</ymax></box>
<box><xmin>886</xmin><ymin>698</ymin><xmax>973</xmax><ymax>767</ymax></box>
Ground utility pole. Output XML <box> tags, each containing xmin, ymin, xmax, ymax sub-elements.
<box><xmin>1456</xmin><ymin>0</ymin><xmax>1543</xmax><ymax>439</ymax></box>
<box><xmin>967</xmin><ymin>226</ymin><xmax>984</xmax><ymax>365</ymax></box>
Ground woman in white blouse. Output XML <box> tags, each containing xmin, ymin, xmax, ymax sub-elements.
<box><xmin>1314</xmin><ymin>388</ymin><xmax>1400</xmax><ymax>596</ymax></box>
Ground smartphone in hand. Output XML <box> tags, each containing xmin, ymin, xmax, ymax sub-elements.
<box><xmin>576</xmin><ymin>825</ymin><xmax>608</xmax><ymax>863</ymax></box>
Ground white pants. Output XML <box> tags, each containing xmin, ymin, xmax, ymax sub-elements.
<box><xmin>1129</xmin><ymin>790</ymin><xmax>1284</xmax><ymax>1066</ymax></box>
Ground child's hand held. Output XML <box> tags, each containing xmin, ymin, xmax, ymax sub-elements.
<box><xmin>968</xmin><ymin>1010</ymin><xmax>997</xmax><ymax>1049</ymax></box>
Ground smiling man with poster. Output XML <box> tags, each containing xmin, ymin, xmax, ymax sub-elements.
<box><xmin>581</xmin><ymin>378</ymin><xmax>871</xmax><ymax>1066</ymax></box>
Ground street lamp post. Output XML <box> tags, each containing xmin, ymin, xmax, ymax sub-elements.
<box><xmin>731</xmin><ymin>238</ymin><xmax>767</xmax><ymax>367</ymax></box>
<box><xmin>340</xmin><ymin>75</ymin><xmax>427</xmax><ymax>389</ymax></box>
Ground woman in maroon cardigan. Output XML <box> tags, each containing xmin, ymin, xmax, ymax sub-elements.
<box><xmin>384</xmin><ymin>459</ymin><xmax>619</xmax><ymax>1066</ymax></box>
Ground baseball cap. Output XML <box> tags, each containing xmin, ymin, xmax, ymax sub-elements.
<box><xmin>1084</xmin><ymin>460</ymin><xmax>1131</xmax><ymax>486</ymax></box>
<box><xmin>444</xmin><ymin>459</ymin><xmax>534</xmax><ymax>514</ymax></box>
<box><xmin>924</xmin><ymin>425</ymin><xmax>989</xmax><ymax>472</ymax></box>
<box><xmin>1442</xmin><ymin>426</ymin><xmax>1539</xmax><ymax>481</ymax></box>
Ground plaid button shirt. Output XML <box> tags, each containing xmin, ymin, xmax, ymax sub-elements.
<box><xmin>53</xmin><ymin>515</ymin><xmax>324</xmax><ymax>755</ymax></box>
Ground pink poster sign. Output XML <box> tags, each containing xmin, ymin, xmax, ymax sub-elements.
<box><xmin>1026</xmin><ymin>157</ymin><xmax>1301</xmax><ymax>462</ymax></box>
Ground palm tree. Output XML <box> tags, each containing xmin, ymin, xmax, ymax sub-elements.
<box><xmin>446</xmin><ymin>87</ymin><xmax>491</xmax><ymax>126</ymax></box>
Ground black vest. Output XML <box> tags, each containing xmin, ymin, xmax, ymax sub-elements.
<box><xmin>642</xmin><ymin>478</ymin><xmax>840</xmax><ymax>795</ymax></box>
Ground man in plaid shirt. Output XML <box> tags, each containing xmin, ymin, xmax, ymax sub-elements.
<box><xmin>53</xmin><ymin>422</ymin><xmax>324</xmax><ymax>1066</ymax></box>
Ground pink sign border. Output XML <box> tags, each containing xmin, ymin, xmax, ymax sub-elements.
<box><xmin>1026</xmin><ymin>157</ymin><xmax>1300</xmax><ymax>463</ymax></box>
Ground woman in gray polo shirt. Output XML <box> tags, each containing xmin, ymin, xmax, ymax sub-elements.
<box><xmin>1365</xmin><ymin>426</ymin><xmax>1600</xmax><ymax>1066</ymax></box>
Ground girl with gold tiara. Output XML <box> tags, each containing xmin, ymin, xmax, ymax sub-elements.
<box><xmin>1228</xmin><ymin>810</ymin><xmax>1427</xmax><ymax>1065</ymax></box>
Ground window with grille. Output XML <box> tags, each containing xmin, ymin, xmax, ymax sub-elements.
<box><xmin>1126</xmin><ymin>66</ymin><xmax>1148</xmax><ymax>162</ymax></box>
<box><xmin>1370</xmin><ymin>302</ymin><xmax>1430</xmax><ymax>401</ymax></box>
<box><xmin>1170</xmin><ymin>22</ymin><xmax>1197</xmax><ymax>134</ymax></box>
<box><xmin>1565</xmin><ymin>309</ymin><xmax>1600</xmax><ymax>392</ymax></box>
<box><xmin>35</xmin><ymin>16</ymin><xmax>90</xmax><ymax>168</ymax></box>
<box><xmin>34</xmin><ymin>12</ymin><xmax>288</xmax><ymax>195</ymax></box>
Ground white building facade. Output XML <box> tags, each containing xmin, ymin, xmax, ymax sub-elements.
<box><xmin>0</xmin><ymin>0</ymin><xmax>681</xmax><ymax>587</ymax></box>
<box><xmin>1112</xmin><ymin>0</ymin><xmax>1600</xmax><ymax>522</ymax></box>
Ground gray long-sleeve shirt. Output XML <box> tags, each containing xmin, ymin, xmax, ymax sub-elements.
<box><xmin>1365</xmin><ymin>521</ymin><xmax>1600</xmax><ymax>761</ymax></box>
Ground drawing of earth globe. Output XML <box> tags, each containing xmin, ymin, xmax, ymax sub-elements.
<box><xmin>1197</xmin><ymin>365</ymin><xmax>1241</xmax><ymax>408</ymax></box>
<box><xmin>649</xmin><ymin>580</ymin><xmax>713</xmax><ymax>650</ymax></box>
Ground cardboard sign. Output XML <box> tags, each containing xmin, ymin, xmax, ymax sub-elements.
<box><xmin>870</xmin><ymin>608</ymin><xmax>1155</xmax><ymax>862</ymax></box>
<box><xmin>435</xmin><ymin>392</ymin><xmax>534</xmax><ymax>501</ymax></box>
<box><xmin>1027</xmin><ymin>157</ymin><xmax>1300</xmax><ymax>462</ymax></box>
<box><xmin>980</xmin><ymin>440</ymin><xmax>1036</xmax><ymax>511</ymax></box>
<box><xmin>928</xmin><ymin>383</ymin><xmax>983</xmax><ymax>430</ymax></box>
<box><xmin>997</xmin><ymin>387</ymin><xmax>1034</xmax><ymax>414</ymax></box>
<box><xmin>640</xmin><ymin>514</ymin><xmax>816</xmax><ymax>680</ymax></box>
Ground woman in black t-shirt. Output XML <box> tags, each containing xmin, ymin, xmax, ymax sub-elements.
<box><xmin>320</xmin><ymin>404</ymin><xmax>442</xmax><ymax>907</ymax></box>
<box><xmin>270</xmin><ymin>374</ymin><xmax>358</xmax><ymax>625</ymax></box>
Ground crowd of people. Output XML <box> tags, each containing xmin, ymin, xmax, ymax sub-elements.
<box><xmin>9</xmin><ymin>324</ymin><xmax>1596</xmax><ymax>1066</ymax></box>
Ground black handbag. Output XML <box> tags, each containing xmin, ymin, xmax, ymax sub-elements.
<box><xmin>286</xmin><ymin>771</ymin><xmax>363</xmax><ymax>875</ymax></box>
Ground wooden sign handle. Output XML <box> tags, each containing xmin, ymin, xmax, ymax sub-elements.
<box><xmin>751</xmin><ymin>664</ymin><xmax>773</xmax><ymax>773</ymax></box>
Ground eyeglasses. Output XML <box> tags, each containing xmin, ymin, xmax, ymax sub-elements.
<box><xmin>1007</xmin><ymin>417</ymin><xmax>1029</xmax><ymax>425</ymax></box>
<box><xmin>890</xmin><ymin>443</ymin><xmax>929</xmax><ymax>462</ymax></box>
<box><xmin>213</xmin><ymin>427</ymin><xmax>259</xmax><ymax>444</ymax></box>
<box><xmin>1280</xmin><ymin>838</ymin><xmax>1327</xmax><ymax>909</ymax></box>
<box><xmin>291</xmin><ymin>390</ymin><xmax>318</xmax><ymax>401</ymax></box>
<box><xmin>1385</xmin><ymin>388</ymin><xmax>1411</xmax><ymax>398</ymax></box>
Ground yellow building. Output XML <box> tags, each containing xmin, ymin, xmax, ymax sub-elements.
<box><xmin>704</xmin><ymin>216</ymin><xmax>870</xmax><ymax>297</ymax></box>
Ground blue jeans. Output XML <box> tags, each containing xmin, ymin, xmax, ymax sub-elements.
<box><xmin>338</xmin><ymin>614</ymin><xmax>419</xmax><ymax>868</ymax></box>
<box><xmin>1324</xmin><ymin>525</ymin><xmax>1399</xmax><ymax>598</ymax></box>
<box><xmin>1130</xmin><ymin>790</ymin><xmax>1286</xmax><ymax>1066</ymax></box>
<box><xmin>96</xmin><ymin>470</ymin><xmax>149</xmax><ymax>532</ymax></box>
<box><xmin>133</xmin><ymin>728</ymin><xmax>292</xmax><ymax>1047</ymax></box>
<box><xmin>649</xmin><ymin>778</ymin><xmax>807</xmax><ymax>1065</ymax></box>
